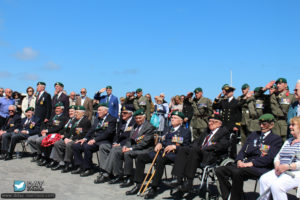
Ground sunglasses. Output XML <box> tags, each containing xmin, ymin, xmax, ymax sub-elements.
<box><xmin>80</xmin><ymin>91</ymin><xmax>86</xmax><ymax>94</ymax></box>
<box><xmin>8</xmin><ymin>110</ymin><xmax>15</xmax><ymax>112</ymax></box>
<box><xmin>122</xmin><ymin>112</ymin><xmax>129</xmax><ymax>114</ymax></box>
<box><xmin>28</xmin><ymin>90</ymin><xmax>33</xmax><ymax>92</ymax></box>
<box><xmin>259</xmin><ymin>122</ymin><xmax>269</xmax><ymax>126</ymax></box>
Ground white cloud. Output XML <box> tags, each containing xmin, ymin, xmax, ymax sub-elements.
<box><xmin>14</xmin><ymin>47</ymin><xmax>39</xmax><ymax>60</ymax></box>
<box><xmin>19</xmin><ymin>73</ymin><xmax>39</xmax><ymax>81</ymax></box>
<box><xmin>44</xmin><ymin>61</ymin><xmax>61</xmax><ymax>70</ymax></box>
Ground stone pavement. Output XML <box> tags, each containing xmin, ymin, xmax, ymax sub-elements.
<box><xmin>0</xmin><ymin>144</ymin><xmax>297</xmax><ymax>200</ymax></box>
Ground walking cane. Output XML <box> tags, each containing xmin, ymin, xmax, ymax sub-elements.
<box><xmin>137</xmin><ymin>149</ymin><xmax>161</xmax><ymax>196</ymax></box>
<box><xmin>141</xmin><ymin>151</ymin><xmax>167</xmax><ymax>196</ymax></box>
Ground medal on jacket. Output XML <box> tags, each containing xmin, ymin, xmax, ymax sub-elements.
<box><xmin>172</xmin><ymin>135</ymin><xmax>183</xmax><ymax>144</ymax></box>
<box><xmin>135</xmin><ymin>135</ymin><xmax>144</xmax><ymax>143</ymax></box>
<box><xmin>260</xmin><ymin>144</ymin><xmax>270</xmax><ymax>156</ymax></box>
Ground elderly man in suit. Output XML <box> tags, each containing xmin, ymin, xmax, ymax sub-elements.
<box><xmin>71</xmin><ymin>103</ymin><xmax>117</xmax><ymax>177</ymax></box>
<box><xmin>94</xmin><ymin>104</ymin><xmax>136</xmax><ymax>184</ymax></box>
<box><xmin>215</xmin><ymin>114</ymin><xmax>283</xmax><ymax>200</ymax></box>
<box><xmin>35</xmin><ymin>82</ymin><xmax>52</xmax><ymax>123</ymax></box>
<box><xmin>1</xmin><ymin>107</ymin><xmax>41</xmax><ymax>160</ymax></box>
<box><xmin>51</xmin><ymin>82</ymin><xmax>69</xmax><ymax>117</ymax></box>
<box><xmin>94</xmin><ymin>86</ymin><xmax>119</xmax><ymax>118</ymax></box>
<box><xmin>76</xmin><ymin>88</ymin><xmax>93</xmax><ymax>121</ymax></box>
<box><xmin>164</xmin><ymin>113</ymin><xmax>230</xmax><ymax>194</ymax></box>
<box><xmin>126</xmin><ymin>111</ymin><xmax>191</xmax><ymax>198</ymax></box>
<box><xmin>0</xmin><ymin>105</ymin><xmax>21</xmax><ymax>159</ymax></box>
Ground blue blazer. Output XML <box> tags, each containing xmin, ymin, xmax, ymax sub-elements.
<box><xmin>94</xmin><ymin>93</ymin><xmax>119</xmax><ymax>118</ymax></box>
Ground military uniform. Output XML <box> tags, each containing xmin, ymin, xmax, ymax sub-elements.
<box><xmin>190</xmin><ymin>96</ymin><xmax>213</xmax><ymax>140</ymax></box>
<box><xmin>133</xmin><ymin>88</ymin><xmax>151</xmax><ymax>121</ymax></box>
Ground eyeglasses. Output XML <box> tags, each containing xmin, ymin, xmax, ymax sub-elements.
<box><xmin>259</xmin><ymin>122</ymin><xmax>269</xmax><ymax>126</ymax></box>
<box><xmin>122</xmin><ymin>112</ymin><xmax>129</xmax><ymax>115</ymax></box>
<box><xmin>8</xmin><ymin>110</ymin><xmax>14</xmax><ymax>112</ymax></box>
<box><xmin>27</xmin><ymin>90</ymin><xmax>33</xmax><ymax>92</ymax></box>
<box><xmin>80</xmin><ymin>91</ymin><xmax>86</xmax><ymax>94</ymax></box>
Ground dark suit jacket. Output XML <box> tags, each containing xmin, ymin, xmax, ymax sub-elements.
<box><xmin>192</xmin><ymin>126</ymin><xmax>230</xmax><ymax>165</ymax></box>
<box><xmin>63</xmin><ymin>116</ymin><xmax>92</xmax><ymax>141</ymax></box>
<box><xmin>162</xmin><ymin>125</ymin><xmax>191</xmax><ymax>152</ymax></box>
<box><xmin>85</xmin><ymin>114</ymin><xmax>117</xmax><ymax>145</ymax></box>
<box><xmin>35</xmin><ymin>91</ymin><xmax>52</xmax><ymax>121</ymax></box>
<box><xmin>75</xmin><ymin>96</ymin><xmax>93</xmax><ymax>121</ymax></box>
<box><xmin>94</xmin><ymin>93</ymin><xmax>119</xmax><ymax>118</ymax></box>
<box><xmin>124</xmin><ymin>120</ymin><xmax>155</xmax><ymax>151</ymax></box>
<box><xmin>113</xmin><ymin>117</ymin><xmax>135</xmax><ymax>146</ymax></box>
<box><xmin>20</xmin><ymin>116</ymin><xmax>41</xmax><ymax>136</ymax></box>
<box><xmin>1</xmin><ymin>114</ymin><xmax>21</xmax><ymax>132</ymax></box>
<box><xmin>213</xmin><ymin>98</ymin><xmax>242</xmax><ymax>131</ymax></box>
<box><xmin>236</xmin><ymin>131</ymin><xmax>283</xmax><ymax>174</ymax></box>
<box><xmin>45</xmin><ymin>114</ymin><xmax>68</xmax><ymax>135</ymax></box>
<box><xmin>52</xmin><ymin>92</ymin><xmax>69</xmax><ymax>117</ymax></box>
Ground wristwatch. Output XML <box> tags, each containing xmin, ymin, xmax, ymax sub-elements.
<box><xmin>288</xmin><ymin>164</ymin><xmax>292</xmax><ymax>170</ymax></box>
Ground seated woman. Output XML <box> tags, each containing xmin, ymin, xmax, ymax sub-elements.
<box><xmin>259</xmin><ymin>116</ymin><xmax>300</xmax><ymax>200</ymax></box>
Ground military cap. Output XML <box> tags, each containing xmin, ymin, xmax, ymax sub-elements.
<box><xmin>171</xmin><ymin>111</ymin><xmax>185</xmax><ymax>119</ymax></box>
<box><xmin>69</xmin><ymin>105</ymin><xmax>77</xmax><ymax>110</ymax></box>
<box><xmin>222</xmin><ymin>84</ymin><xmax>230</xmax><ymax>90</ymax></box>
<box><xmin>254</xmin><ymin>87</ymin><xmax>263</xmax><ymax>93</ymax></box>
<box><xmin>242</xmin><ymin>83</ymin><xmax>250</xmax><ymax>90</ymax></box>
<box><xmin>54</xmin><ymin>82</ymin><xmax>64</xmax><ymax>87</ymax></box>
<box><xmin>37</xmin><ymin>82</ymin><xmax>46</xmax><ymax>86</ymax></box>
<box><xmin>194</xmin><ymin>87</ymin><xmax>203</xmax><ymax>93</ymax></box>
<box><xmin>121</xmin><ymin>104</ymin><xmax>134</xmax><ymax>112</ymax></box>
<box><xmin>275</xmin><ymin>78</ymin><xmax>287</xmax><ymax>84</ymax></box>
<box><xmin>25</xmin><ymin>107</ymin><xmax>34</xmax><ymax>112</ymax></box>
<box><xmin>259</xmin><ymin>114</ymin><xmax>275</xmax><ymax>122</ymax></box>
<box><xmin>55</xmin><ymin>102</ymin><xmax>64</xmax><ymax>108</ymax></box>
<box><xmin>76</xmin><ymin>105</ymin><xmax>86</xmax><ymax>111</ymax></box>
<box><xmin>208</xmin><ymin>113</ymin><xmax>222</xmax><ymax>121</ymax></box>
<box><xmin>224</xmin><ymin>85</ymin><xmax>235</xmax><ymax>92</ymax></box>
<box><xmin>106</xmin><ymin>86</ymin><xmax>112</xmax><ymax>89</ymax></box>
<box><xmin>97</xmin><ymin>103</ymin><xmax>109</xmax><ymax>108</ymax></box>
<box><xmin>133</xmin><ymin>109</ymin><xmax>145</xmax><ymax>116</ymax></box>
<box><xmin>136</xmin><ymin>88</ymin><xmax>143</xmax><ymax>93</ymax></box>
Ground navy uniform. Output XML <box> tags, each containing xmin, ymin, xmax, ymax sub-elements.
<box><xmin>215</xmin><ymin>114</ymin><xmax>283</xmax><ymax>200</ymax></box>
<box><xmin>126</xmin><ymin>111</ymin><xmax>191</xmax><ymax>197</ymax></box>
<box><xmin>35</xmin><ymin>82</ymin><xmax>52</xmax><ymax>122</ymax></box>
<box><xmin>94</xmin><ymin>105</ymin><xmax>135</xmax><ymax>184</ymax></box>
<box><xmin>51</xmin><ymin>82</ymin><xmax>69</xmax><ymax>117</ymax></box>
<box><xmin>50</xmin><ymin>106</ymin><xmax>91</xmax><ymax>171</ymax></box>
<box><xmin>0</xmin><ymin>109</ymin><xmax>22</xmax><ymax>159</ymax></box>
<box><xmin>71</xmin><ymin>103</ymin><xmax>117</xmax><ymax>177</ymax></box>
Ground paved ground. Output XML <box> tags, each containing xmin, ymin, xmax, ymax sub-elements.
<box><xmin>0</xmin><ymin>144</ymin><xmax>298</xmax><ymax>200</ymax></box>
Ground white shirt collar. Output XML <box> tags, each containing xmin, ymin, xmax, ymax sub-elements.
<box><xmin>173</xmin><ymin>125</ymin><xmax>181</xmax><ymax>132</ymax></box>
<box><xmin>228</xmin><ymin>96</ymin><xmax>234</xmax><ymax>102</ymax></box>
<box><xmin>262</xmin><ymin>130</ymin><xmax>271</xmax><ymax>139</ymax></box>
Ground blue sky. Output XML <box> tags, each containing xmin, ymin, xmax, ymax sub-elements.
<box><xmin>0</xmin><ymin>0</ymin><xmax>299</xmax><ymax>101</ymax></box>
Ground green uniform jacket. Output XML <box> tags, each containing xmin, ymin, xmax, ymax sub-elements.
<box><xmin>190</xmin><ymin>97</ymin><xmax>213</xmax><ymax>129</ymax></box>
<box><xmin>133</xmin><ymin>96</ymin><xmax>151</xmax><ymax>121</ymax></box>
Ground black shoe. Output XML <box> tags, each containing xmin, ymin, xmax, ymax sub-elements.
<box><xmin>46</xmin><ymin>161</ymin><xmax>57</xmax><ymax>168</ymax></box>
<box><xmin>31</xmin><ymin>154</ymin><xmax>41</xmax><ymax>162</ymax></box>
<box><xmin>80</xmin><ymin>169</ymin><xmax>94</xmax><ymax>177</ymax></box>
<box><xmin>108</xmin><ymin>176</ymin><xmax>123</xmax><ymax>184</ymax></box>
<box><xmin>126</xmin><ymin>184</ymin><xmax>141</xmax><ymax>195</ymax></box>
<box><xmin>4</xmin><ymin>153</ymin><xmax>13</xmax><ymax>161</ymax></box>
<box><xmin>94</xmin><ymin>174</ymin><xmax>110</xmax><ymax>184</ymax></box>
<box><xmin>178</xmin><ymin>179</ymin><xmax>193</xmax><ymax>193</ymax></box>
<box><xmin>51</xmin><ymin>164</ymin><xmax>64</xmax><ymax>171</ymax></box>
<box><xmin>61</xmin><ymin>165</ymin><xmax>72</xmax><ymax>173</ymax></box>
<box><xmin>120</xmin><ymin>177</ymin><xmax>134</xmax><ymax>188</ymax></box>
<box><xmin>0</xmin><ymin>153</ymin><xmax>7</xmax><ymax>160</ymax></box>
<box><xmin>144</xmin><ymin>187</ymin><xmax>158</xmax><ymax>199</ymax></box>
<box><xmin>163</xmin><ymin>179</ymin><xmax>182</xmax><ymax>188</ymax></box>
<box><xmin>71</xmin><ymin>167</ymin><xmax>82</xmax><ymax>174</ymax></box>
<box><xmin>38</xmin><ymin>159</ymin><xmax>49</xmax><ymax>166</ymax></box>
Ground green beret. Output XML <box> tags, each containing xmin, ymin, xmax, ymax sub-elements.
<box><xmin>97</xmin><ymin>103</ymin><xmax>109</xmax><ymax>108</ymax></box>
<box><xmin>275</xmin><ymin>78</ymin><xmax>287</xmax><ymax>84</ymax></box>
<box><xmin>25</xmin><ymin>107</ymin><xmax>34</xmax><ymax>112</ymax></box>
<box><xmin>55</xmin><ymin>102</ymin><xmax>64</xmax><ymax>108</ymax></box>
<box><xmin>106</xmin><ymin>86</ymin><xmax>112</xmax><ymax>89</ymax></box>
<box><xmin>37</xmin><ymin>82</ymin><xmax>46</xmax><ymax>86</ymax></box>
<box><xmin>54</xmin><ymin>82</ymin><xmax>64</xmax><ymax>87</ymax></box>
<box><xmin>208</xmin><ymin>113</ymin><xmax>222</xmax><ymax>121</ymax></box>
<box><xmin>69</xmin><ymin>105</ymin><xmax>77</xmax><ymax>110</ymax></box>
<box><xmin>241</xmin><ymin>84</ymin><xmax>250</xmax><ymax>90</ymax></box>
<box><xmin>133</xmin><ymin>109</ymin><xmax>145</xmax><ymax>117</ymax></box>
<box><xmin>76</xmin><ymin>105</ymin><xmax>86</xmax><ymax>111</ymax></box>
<box><xmin>254</xmin><ymin>87</ymin><xmax>263</xmax><ymax>92</ymax></box>
<box><xmin>259</xmin><ymin>114</ymin><xmax>275</xmax><ymax>122</ymax></box>
<box><xmin>194</xmin><ymin>87</ymin><xmax>203</xmax><ymax>93</ymax></box>
<box><xmin>222</xmin><ymin>84</ymin><xmax>229</xmax><ymax>90</ymax></box>
<box><xmin>136</xmin><ymin>88</ymin><xmax>143</xmax><ymax>93</ymax></box>
<box><xmin>171</xmin><ymin>111</ymin><xmax>185</xmax><ymax>119</ymax></box>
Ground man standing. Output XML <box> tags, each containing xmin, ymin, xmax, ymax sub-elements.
<box><xmin>76</xmin><ymin>88</ymin><xmax>93</xmax><ymax>121</ymax></box>
<box><xmin>271</xmin><ymin>78</ymin><xmax>295</xmax><ymax>140</ymax></box>
<box><xmin>94</xmin><ymin>86</ymin><xmax>119</xmax><ymax>119</ymax></box>
<box><xmin>69</xmin><ymin>91</ymin><xmax>77</xmax><ymax>106</ymax></box>
<box><xmin>0</xmin><ymin>88</ymin><xmax>15</xmax><ymax>128</ymax></box>
<box><xmin>190</xmin><ymin>87</ymin><xmax>213</xmax><ymax>140</ymax></box>
<box><xmin>133</xmin><ymin>88</ymin><xmax>151</xmax><ymax>121</ymax></box>
<box><xmin>215</xmin><ymin>114</ymin><xmax>282</xmax><ymax>200</ymax></box>
<box><xmin>35</xmin><ymin>82</ymin><xmax>52</xmax><ymax>124</ymax></box>
<box><xmin>52</xmin><ymin>82</ymin><xmax>69</xmax><ymax>117</ymax></box>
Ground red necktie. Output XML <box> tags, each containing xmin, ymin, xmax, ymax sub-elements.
<box><xmin>202</xmin><ymin>132</ymin><xmax>213</xmax><ymax>147</ymax></box>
